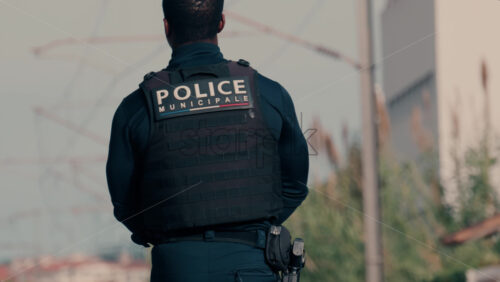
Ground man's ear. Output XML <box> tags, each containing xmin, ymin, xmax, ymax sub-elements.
<box><xmin>163</xmin><ymin>18</ymin><xmax>171</xmax><ymax>37</ymax></box>
<box><xmin>217</xmin><ymin>14</ymin><xmax>225</xmax><ymax>33</ymax></box>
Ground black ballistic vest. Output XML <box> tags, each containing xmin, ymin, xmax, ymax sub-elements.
<box><xmin>138</xmin><ymin>61</ymin><xmax>283</xmax><ymax>233</ymax></box>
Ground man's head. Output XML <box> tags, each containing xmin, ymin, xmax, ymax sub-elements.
<box><xmin>162</xmin><ymin>0</ymin><xmax>225</xmax><ymax>48</ymax></box>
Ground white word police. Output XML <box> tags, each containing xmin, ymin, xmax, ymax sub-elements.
<box><xmin>155</xmin><ymin>78</ymin><xmax>251</xmax><ymax>114</ymax></box>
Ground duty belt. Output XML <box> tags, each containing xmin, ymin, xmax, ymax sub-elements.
<box><xmin>151</xmin><ymin>230</ymin><xmax>267</xmax><ymax>249</ymax></box>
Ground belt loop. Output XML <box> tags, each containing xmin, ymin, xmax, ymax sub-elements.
<box><xmin>257</xmin><ymin>230</ymin><xmax>266</xmax><ymax>249</ymax></box>
<box><xmin>204</xmin><ymin>230</ymin><xmax>215</xmax><ymax>242</ymax></box>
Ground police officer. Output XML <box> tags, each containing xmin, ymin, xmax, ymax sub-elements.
<box><xmin>106</xmin><ymin>0</ymin><xmax>309</xmax><ymax>281</ymax></box>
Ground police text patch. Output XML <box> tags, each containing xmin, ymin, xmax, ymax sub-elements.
<box><xmin>151</xmin><ymin>77</ymin><xmax>254</xmax><ymax>120</ymax></box>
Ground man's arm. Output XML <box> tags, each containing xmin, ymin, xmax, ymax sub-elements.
<box><xmin>276</xmin><ymin>87</ymin><xmax>309</xmax><ymax>224</ymax></box>
<box><xmin>106</xmin><ymin>101</ymin><xmax>143</xmax><ymax>235</ymax></box>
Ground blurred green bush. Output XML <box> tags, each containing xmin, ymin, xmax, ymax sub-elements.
<box><xmin>285</xmin><ymin>141</ymin><xmax>500</xmax><ymax>282</ymax></box>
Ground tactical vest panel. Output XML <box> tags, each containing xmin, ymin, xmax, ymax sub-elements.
<box><xmin>139</xmin><ymin>61</ymin><xmax>283</xmax><ymax>233</ymax></box>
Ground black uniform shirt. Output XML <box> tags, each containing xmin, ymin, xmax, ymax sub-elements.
<box><xmin>106</xmin><ymin>42</ymin><xmax>309</xmax><ymax>238</ymax></box>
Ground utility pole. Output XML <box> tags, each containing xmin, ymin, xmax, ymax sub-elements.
<box><xmin>357</xmin><ymin>0</ymin><xmax>384</xmax><ymax>281</ymax></box>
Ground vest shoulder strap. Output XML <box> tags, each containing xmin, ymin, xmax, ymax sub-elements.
<box><xmin>139</xmin><ymin>70</ymin><xmax>171</xmax><ymax>143</ymax></box>
<box><xmin>228</xmin><ymin>59</ymin><xmax>254</xmax><ymax>77</ymax></box>
<box><xmin>139</xmin><ymin>70</ymin><xmax>171</xmax><ymax>94</ymax></box>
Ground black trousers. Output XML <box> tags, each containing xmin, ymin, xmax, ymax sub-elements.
<box><xmin>150</xmin><ymin>241</ymin><xmax>279</xmax><ymax>282</ymax></box>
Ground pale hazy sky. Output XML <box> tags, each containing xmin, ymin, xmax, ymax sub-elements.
<box><xmin>0</xmin><ymin>0</ymin><xmax>387</xmax><ymax>259</ymax></box>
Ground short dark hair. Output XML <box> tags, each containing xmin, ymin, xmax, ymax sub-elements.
<box><xmin>162</xmin><ymin>0</ymin><xmax>224</xmax><ymax>45</ymax></box>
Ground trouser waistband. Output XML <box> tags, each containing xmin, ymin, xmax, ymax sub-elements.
<box><xmin>152</xmin><ymin>230</ymin><xmax>267</xmax><ymax>249</ymax></box>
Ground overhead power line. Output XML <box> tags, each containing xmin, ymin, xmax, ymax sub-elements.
<box><xmin>226</xmin><ymin>11</ymin><xmax>361</xmax><ymax>69</ymax></box>
<box><xmin>32</xmin><ymin>31</ymin><xmax>255</xmax><ymax>56</ymax></box>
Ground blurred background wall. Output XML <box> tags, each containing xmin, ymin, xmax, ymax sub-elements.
<box><xmin>382</xmin><ymin>0</ymin><xmax>500</xmax><ymax>205</ymax></box>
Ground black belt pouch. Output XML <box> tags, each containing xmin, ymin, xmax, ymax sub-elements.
<box><xmin>265</xmin><ymin>225</ymin><xmax>291</xmax><ymax>271</ymax></box>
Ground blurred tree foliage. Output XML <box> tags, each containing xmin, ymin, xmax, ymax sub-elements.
<box><xmin>285</xmin><ymin>140</ymin><xmax>500</xmax><ymax>282</ymax></box>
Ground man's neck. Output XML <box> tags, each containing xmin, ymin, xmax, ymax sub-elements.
<box><xmin>172</xmin><ymin>38</ymin><xmax>218</xmax><ymax>50</ymax></box>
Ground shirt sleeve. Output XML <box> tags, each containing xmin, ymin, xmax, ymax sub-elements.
<box><xmin>276</xmin><ymin>86</ymin><xmax>309</xmax><ymax>224</ymax></box>
<box><xmin>106</xmin><ymin>102</ymin><xmax>143</xmax><ymax>234</ymax></box>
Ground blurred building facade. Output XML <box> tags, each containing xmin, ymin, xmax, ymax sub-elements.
<box><xmin>381</xmin><ymin>0</ymin><xmax>500</xmax><ymax>198</ymax></box>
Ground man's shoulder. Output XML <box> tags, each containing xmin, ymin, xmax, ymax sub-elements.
<box><xmin>254</xmin><ymin>71</ymin><xmax>294</xmax><ymax>111</ymax></box>
<box><xmin>230</xmin><ymin>58</ymin><xmax>283</xmax><ymax>91</ymax></box>
<box><xmin>256</xmin><ymin>72</ymin><xmax>284</xmax><ymax>92</ymax></box>
<box><xmin>116</xmin><ymin>88</ymin><xmax>147</xmax><ymax>121</ymax></box>
<box><xmin>116</xmin><ymin>88</ymin><xmax>147</xmax><ymax>117</ymax></box>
